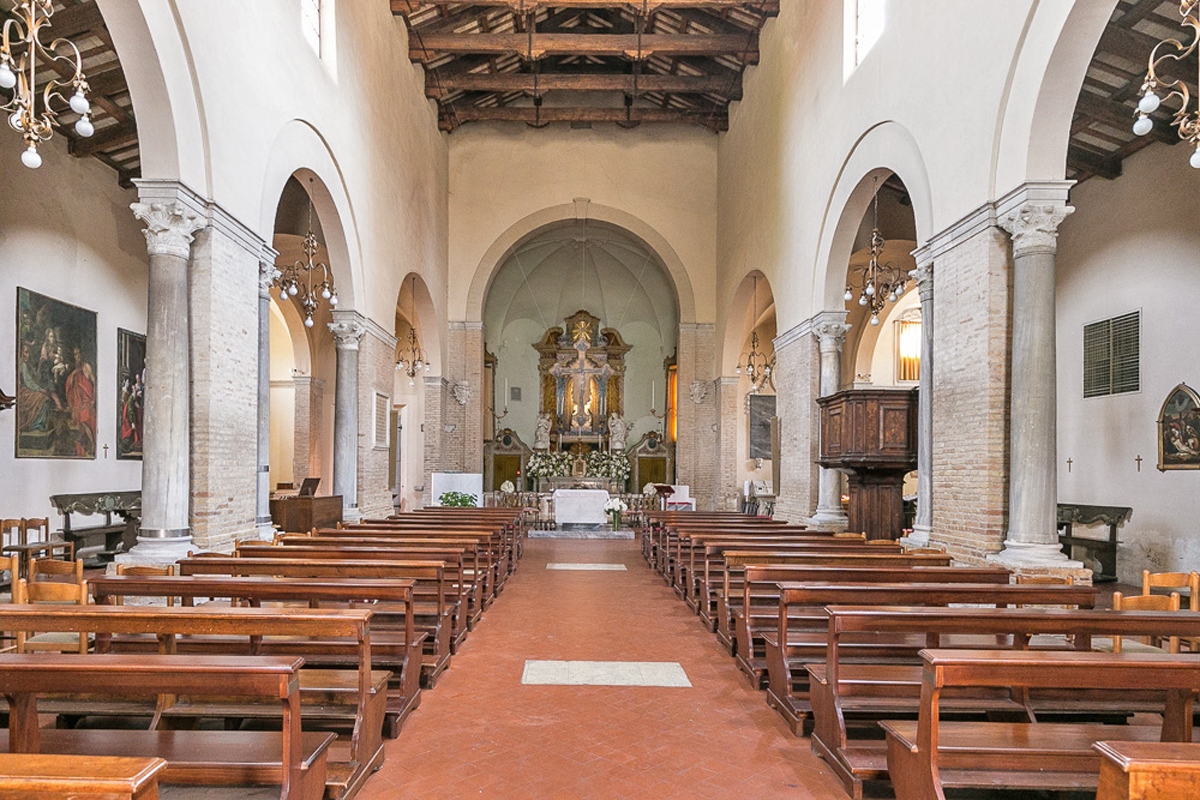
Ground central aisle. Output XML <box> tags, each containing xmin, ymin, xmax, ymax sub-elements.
<box><xmin>360</xmin><ymin>536</ymin><xmax>848</xmax><ymax>799</ymax></box>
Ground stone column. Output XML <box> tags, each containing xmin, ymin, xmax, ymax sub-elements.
<box><xmin>990</xmin><ymin>201</ymin><xmax>1080</xmax><ymax>568</ymax></box>
<box><xmin>771</xmin><ymin>322</ymin><xmax>820</xmax><ymax>524</ymax></box>
<box><xmin>329</xmin><ymin>317</ymin><xmax>365</xmax><ymax>522</ymax></box>
<box><xmin>906</xmin><ymin>259</ymin><xmax>934</xmax><ymax>547</ymax></box>
<box><xmin>127</xmin><ymin>201</ymin><xmax>206</xmax><ymax>561</ymax></box>
<box><xmin>256</xmin><ymin>251</ymin><xmax>281</xmax><ymax>540</ymax></box>
<box><xmin>810</xmin><ymin>312</ymin><xmax>851</xmax><ymax>527</ymax></box>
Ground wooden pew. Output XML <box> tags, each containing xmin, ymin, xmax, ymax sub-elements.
<box><xmin>1095</xmin><ymin>741</ymin><xmax>1200</xmax><ymax>800</ymax></box>
<box><xmin>882</xmin><ymin>650</ymin><xmax>1200</xmax><ymax>800</ymax></box>
<box><xmin>814</xmin><ymin>605</ymin><xmax>1200</xmax><ymax>799</ymax></box>
<box><xmin>652</xmin><ymin>519</ymin><xmax>793</xmax><ymax>579</ymax></box>
<box><xmin>665</xmin><ymin>524</ymin><xmax>813</xmax><ymax>587</ymax></box>
<box><xmin>714</xmin><ymin>551</ymin><xmax>954</xmax><ymax>654</ymax></box>
<box><xmin>0</xmin><ymin>753</ymin><xmax>167</xmax><ymax>799</ymax></box>
<box><xmin>755</xmin><ymin>565</ymin><xmax>1011</xmax><ymax>731</ymax></box>
<box><xmin>90</xmin><ymin>574</ymin><xmax>423</xmax><ymax>737</ymax></box>
<box><xmin>179</xmin><ymin>555</ymin><xmax>452</xmax><ymax>689</ymax></box>
<box><xmin>641</xmin><ymin>512</ymin><xmax>783</xmax><ymax>570</ymax></box>
<box><xmin>345</xmin><ymin>523</ymin><xmax>513</xmax><ymax>588</ymax></box>
<box><xmin>0</xmin><ymin>652</ymin><xmax>332</xmax><ymax>800</ymax></box>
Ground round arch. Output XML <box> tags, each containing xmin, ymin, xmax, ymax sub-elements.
<box><xmin>395</xmin><ymin>271</ymin><xmax>443</xmax><ymax>376</ymax></box>
<box><xmin>95</xmin><ymin>0</ymin><xmax>208</xmax><ymax>187</ymax></box>
<box><xmin>994</xmin><ymin>1</ymin><xmax>1118</xmax><ymax>189</ymax></box>
<box><xmin>810</xmin><ymin>121</ymin><xmax>934</xmax><ymax>315</ymax></box>
<box><xmin>718</xmin><ymin>269</ymin><xmax>775</xmax><ymax>376</ymax></box>
<box><xmin>257</xmin><ymin>120</ymin><xmax>363</xmax><ymax>312</ymax></box>
<box><xmin>465</xmin><ymin>201</ymin><xmax>697</xmax><ymax>324</ymax></box>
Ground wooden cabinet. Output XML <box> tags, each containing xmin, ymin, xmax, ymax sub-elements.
<box><xmin>816</xmin><ymin>389</ymin><xmax>918</xmax><ymax>540</ymax></box>
<box><xmin>269</xmin><ymin>495</ymin><xmax>343</xmax><ymax>533</ymax></box>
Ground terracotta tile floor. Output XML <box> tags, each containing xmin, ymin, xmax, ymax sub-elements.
<box><xmin>357</xmin><ymin>537</ymin><xmax>848</xmax><ymax>800</ymax></box>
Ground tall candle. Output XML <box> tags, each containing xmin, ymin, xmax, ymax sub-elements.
<box><xmin>651</xmin><ymin>381</ymin><xmax>656</xmax><ymax>411</ymax></box>
<box><xmin>504</xmin><ymin>378</ymin><xmax>509</xmax><ymax>402</ymax></box>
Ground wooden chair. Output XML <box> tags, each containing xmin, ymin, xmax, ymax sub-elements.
<box><xmin>15</xmin><ymin>561</ymin><xmax>89</xmax><ymax>653</ymax></box>
<box><xmin>5</xmin><ymin>516</ymin><xmax>74</xmax><ymax>580</ymax></box>
<box><xmin>1142</xmin><ymin>570</ymin><xmax>1199</xmax><ymax>610</ymax></box>
<box><xmin>1112</xmin><ymin>591</ymin><xmax>1180</xmax><ymax>654</ymax></box>
<box><xmin>114</xmin><ymin>564</ymin><xmax>176</xmax><ymax>606</ymax></box>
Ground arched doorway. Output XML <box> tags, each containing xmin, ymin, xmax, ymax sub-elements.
<box><xmin>393</xmin><ymin>273</ymin><xmax>440</xmax><ymax>512</ymax></box>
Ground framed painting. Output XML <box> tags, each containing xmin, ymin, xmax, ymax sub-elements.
<box><xmin>116</xmin><ymin>328</ymin><xmax>146</xmax><ymax>460</ymax></box>
<box><xmin>1158</xmin><ymin>383</ymin><xmax>1200</xmax><ymax>471</ymax></box>
<box><xmin>748</xmin><ymin>393</ymin><xmax>776</xmax><ymax>460</ymax></box>
<box><xmin>15</xmin><ymin>287</ymin><xmax>98</xmax><ymax>459</ymax></box>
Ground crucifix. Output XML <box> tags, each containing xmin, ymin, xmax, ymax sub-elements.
<box><xmin>102</xmin><ymin>444</ymin><xmax>109</xmax><ymax>459</ymax></box>
<box><xmin>1066</xmin><ymin>458</ymin><xmax>1073</xmax><ymax>473</ymax></box>
<box><xmin>1135</xmin><ymin>454</ymin><xmax>1143</xmax><ymax>472</ymax></box>
<box><xmin>549</xmin><ymin>336</ymin><xmax>612</xmax><ymax>434</ymax></box>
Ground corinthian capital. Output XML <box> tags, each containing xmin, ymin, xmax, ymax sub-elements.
<box><xmin>909</xmin><ymin>260</ymin><xmax>933</xmax><ymax>302</ymax></box>
<box><xmin>259</xmin><ymin>258</ymin><xmax>282</xmax><ymax>298</ymax></box>
<box><xmin>812</xmin><ymin>311</ymin><xmax>851</xmax><ymax>354</ymax></box>
<box><xmin>328</xmin><ymin>320</ymin><xmax>366</xmax><ymax>350</ymax></box>
<box><xmin>999</xmin><ymin>202</ymin><xmax>1074</xmax><ymax>257</ymax></box>
<box><xmin>130</xmin><ymin>201</ymin><xmax>206</xmax><ymax>259</ymax></box>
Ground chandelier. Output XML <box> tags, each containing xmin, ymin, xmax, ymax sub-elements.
<box><xmin>1133</xmin><ymin>1</ymin><xmax>1200</xmax><ymax>167</ymax></box>
<box><xmin>276</xmin><ymin>180</ymin><xmax>337</xmax><ymax>328</ymax></box>
<box><xmin>1</xmin><ymin>0</ymin><xmax>95</xmax><ymax>168</ymax></box>
<box><xmin>736</xmin><ymin>274</ymin><xmax>773</xmax><ymax>392</ymax></box>
<box><xmin>395</xmin><ymin>275</ymin><xmax>428</xmax><ymax>386</ymax></box>
<box><xmin>844</xmin><ymin>179</ymin><xmax>907</xmax><ymax>326</ymax></box>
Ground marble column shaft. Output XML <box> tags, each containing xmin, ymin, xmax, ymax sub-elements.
<box><xmin>995</xmin><ymin>202</ymin><xmax>1077</xmax><ymax>565</ymax></box>
<box><xmin>330</xmin><ymin>318</ymin><xmax>365</xmax><ymax>518</ymax></box>
<box><xmin>909</xmin><ymin>260</ymin><xmax>934</xmax><ymax>546</ymax></box>
<box><xmin>811</xmin><ymin>313</ymin><xmax>850</xmax><ymax>525</ymax></box>
<box><xmin>257</xmin><ymin>255</ymin><xmax>280</xmax><ymax>538</ymax></box>
<box><xmin>131</xmin><ymin>201</ymin><xmax>206</xmax><ymax>545</ymax></box>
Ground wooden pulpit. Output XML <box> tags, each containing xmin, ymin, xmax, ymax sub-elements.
<box><xmin>816</xmin><ymin>388</ymin><xmax>918</xmax><ymax>540</ymax></box>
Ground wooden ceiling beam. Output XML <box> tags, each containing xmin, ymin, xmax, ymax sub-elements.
<box><xmin>1073</xmin><ymin>91</ymin><xmax>1176</xmax><ymax>144</ymax></box>
<box><xmin>411</xmin><ymin>32</ymin><xmax>758</xmax><ymax>62</ymax></box>
<box><xmin>396</xmin><ymin>1</ymin><xmax>777</xmax><ymax>12</ymax></box>
<box><xmin>1067</xmin><ymin>145</ymin><xmax>1123</xmax><ymax>180</ymax></box>
<box><xmin>68</xmin><ymin>119</ymin><xmax>137</xmax><ymax>156</ymax></box>
<box><xmin>440</xmin><ymin>104</ymin><xmax>727</xmax><ymax>130</ymax></box>
<box><xmin>45</xmin><ymin>1</ymin><xmax>106</xmax><ymax>41</ymax></box>
<box><xmin>427</xmin><ymin>71</ymin><xmax>739</xmax><ymax>98</ymax></box>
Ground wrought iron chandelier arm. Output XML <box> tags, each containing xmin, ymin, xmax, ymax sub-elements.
<box><xmin>1136</xmin><ymin>2</ymin><xmax>1200</xmax><ymax>162</ymax></box>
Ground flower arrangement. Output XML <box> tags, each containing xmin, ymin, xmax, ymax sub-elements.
<box><xmin>526</xmin><ymin>451</ymin><xmax>573</xmax><ymax>478</ymax></box>
<box><xmin>438</xmin><ymin>491</ymin><xmax>478</xmax><ymax>507</ymax></box>
<box><xmin>643</xmin><ymin>482</ymin><xmax>657</xmax><ymax>496</ymax></box>
<box><xmin>585</xmin><ymin>451</ymin><xmax>631</xmax><ymax>481</ymax></box>
<box><xmin>603</xmin><ymin>497</ymin><xmax>628</xmax><ymax>531</ymax></box>
<box><xmin>499</xmin><ymin>480</ymin><xmax>515</xmax><ymax>494</ymax></box>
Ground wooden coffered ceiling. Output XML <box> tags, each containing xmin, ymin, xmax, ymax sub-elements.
<box><xmin>391</xmin><ymin>0</ymin><xmax>779</xmax><ymax>132</ymax></box>
<box><xmin>1069</xmin><ymin>0</ymin><xmax>1195</xmax><ymax>183</ymax></box>
<box><xmin>2</xmin><ymin>0</ymin><xmax>139</xmax><ymax>186</ymax></box>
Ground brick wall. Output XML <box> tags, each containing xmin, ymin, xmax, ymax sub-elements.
<box><xmin>422</xmin><ymin>375</ymin><xmax>446</xmax><ymax>507</ymax></box>
<box><xmin>675</xmin><ymin>324</ymin><xmax>718</xmax><ymax>510</ymax></box>
<box><xmin>188</xmin><ymin>226</ymin><xmax>259</xmax><ymax>551</ymax></box>
<box><xmin>772</xmin><ymin>326</ymin><xmax>819</xmax><ymax>524</ymax></box>
<box><xmin>356</xmin><ymin>329</ymin><xmax>396</xmax><ymax>520</ymax></box>
<box><xmin>714</xmin><ymin>377</ymin><xmax>740</xmax><ymax>510</ymax></box>
<box><xmin>929</xmin><ymin>225</ymin><xmax>1012</xmax><ymax>563</ymax></box>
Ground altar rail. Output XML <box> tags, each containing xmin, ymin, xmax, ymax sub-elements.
<box><xmin>483</xmin><ymin>492</ymin><xmax>657</xmax><ymax>530</ymax></box>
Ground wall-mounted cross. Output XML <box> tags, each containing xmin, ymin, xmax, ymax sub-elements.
<box><xmin>102</xmin><ymin>444</ymin><xmax>109</xmax><ymax>460</ymax></box>
<box><xmin>1066</xmin><ymin>458</ymin><xmax>1073</xmax><ymax>473</ymax></box>
<box><xmin>1135</xmin><ymin>454</ymin><xmax>1143</xmax><ymax>472</ymax></box>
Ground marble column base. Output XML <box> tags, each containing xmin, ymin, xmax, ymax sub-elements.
<box><xmin>343</xmin><ymin>506</ymin><xmax>363</xmax><ymax>524</ymax></box>
<box><xmin>901</xmin><ymin>523</ymin><xmax>932</xmax><ymax>548</ymax></box>
<box><xmin>986</xmin><ymin>539</ymin><xmax>1083</xmax><ymax>569</ymax></box>
<box><xmin>115</xmin><ymin>535</ymin><xmax>196</xmax><ymax>567</ymax></box>
<box><xmin>807</xmin><ymin>507</ymin><xmax>849</xmax><ymax>529</ymax></box>
<box><xmin>255</xmin><ymin>521</ymin><xmax>276</xmax><ymax>541</ymax></box>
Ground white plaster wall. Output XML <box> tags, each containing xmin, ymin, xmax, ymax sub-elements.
<box><xmin>0</xmin><ymin>132</ymin><xmax>146</xmax><ymax>523</ymax></box>
<box><xmin>448</xmin><ymin>124</ymin><xmax>717</xmax><ymax>323</ymax></box>
<box><xmin>392</xmin><ymin>370</ymin><xmax>425</xmax><ymax>513</ymax></box>
<box><xmin>1057</xmin><ymin>143</ymin><xmax>1200</xmax><ymax>583</ymax></box>
<box><xmin>268</xmin><ymin>304</ymin><xmax>296</xmax><ymax>489</ymax></box>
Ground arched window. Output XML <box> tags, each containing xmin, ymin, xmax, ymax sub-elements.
<box><xmin>302</xmin><ymin>0</ymin><xmax>322</xmax><ymax>56</ymax></box>
<box><xmin>850</xmin><ymin>0</ymin><xmax>886</xmax><ymax>69</ymax></box>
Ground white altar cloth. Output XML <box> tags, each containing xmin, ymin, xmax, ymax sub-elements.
<box><xmin>553</xmin><ymin>489</ymin><xmax>609</xmax><ymax>527</ymax></box>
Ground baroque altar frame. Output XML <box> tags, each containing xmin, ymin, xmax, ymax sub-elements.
<box><xmin>534</xmin><ymin>309</ymin><xmax>631</xmax><ymax>445</ymax></box>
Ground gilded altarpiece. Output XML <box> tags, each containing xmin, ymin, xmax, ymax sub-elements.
<box><xmin>534</xmin><ymin>310</ymin><xmax>630</xmax><ymax>447</ymax></box>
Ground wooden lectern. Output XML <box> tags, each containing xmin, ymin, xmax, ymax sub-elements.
<box><xmin>816</xmin><ymin>388</ymin><xmax>918</xmax><ymax>540</ymax></box>
<box><xmin>269</xmin><ymin>495</ymin><xmax>343</xmax><ymax>533</ymax></box>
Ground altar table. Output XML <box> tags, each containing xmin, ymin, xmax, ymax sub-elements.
<box><xmin>553</xmin><ymin>489</ymin><xmax>609</xmax><ymax>528</ymax></box>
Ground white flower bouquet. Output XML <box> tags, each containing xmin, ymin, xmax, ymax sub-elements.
<box><xmin>603</xmin><ymin>498</ymin><xmax>628</xmax><ymax>514</ymax></box>
<box><xmin>499</xmin><ymin>480</ymin><xmax>515</xmax><ymax>494</ymax></box>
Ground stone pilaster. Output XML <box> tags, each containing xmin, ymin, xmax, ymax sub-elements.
<box><xmin>989</xmin><ymin>194</ymin><xmax>1082</xmax><ymax>570</ymax></box>
<box><xmin>356</xmin><ymin>318</ymin><xmax>399</xmax><ymax>521</ymax></box>
<box><xmin>714</xmin><ymin>376</ymin><xmax>741</xmax><ymax>511</ymax></box>
<box><xmin>291</xmin><ymin>375</ymin><xmax>321</xmax><ymax>483</ymax></box>
<box><xmin>810</xmin><ymin>311</ymin><xmax>851</xmax><ymax>527</ymax></box>
<box><xmin>256</xmin><ymin>249</ymin><xmax>280</xmax><ymax>540</ymax></box>
<box><xmin>676</xmin><ymin>324</ymin><xmax>717</xmax><ymax>510</ymax></box>
<box><xmin>125</xmin><ymin>199</ymin><xmax>206</xmax><ymax>563</ymax></box>
<box><xmin>771</xmin><ymin>321</ymin><xmax>819</xmax><ymax>524</ymax></box>
<box><xmin>423</xmin><ymin>375</ymin><xmax>447</xmax><ymax>506</ymax></box>
<box><xmin>443</xmin><ymin>322</ymin><xmax>484</xmax><ymax>473</ymax></box>
<box><xmin>329</xmin><ymin>315</ymin><xmax>365</xmax><ymax>522</ymax></box>
<box><xmin>906</xmin><ymin>257</ymin><xmax>934</xmax><ymax>547</ymax></box>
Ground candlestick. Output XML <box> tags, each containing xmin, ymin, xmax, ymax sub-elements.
<box><xmin>651</xmin><ymin>380</ymin><xmax>656</xmax><ymax>411</ymax></box>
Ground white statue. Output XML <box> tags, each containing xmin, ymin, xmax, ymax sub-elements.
<box><xmin>608</xmin><ymin>412</ymin><xmax>627</xmax><ymax>451</ymax></box>
<box><xmin>534</xmin><ymin>412</ymin><xmax>552</xmax><ymax>451</ymax></box>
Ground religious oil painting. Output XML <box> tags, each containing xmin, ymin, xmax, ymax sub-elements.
<box><xmin>15</xmin><ymin>287</ymin><xmax>98</xmax><ymax>459</ymax></box>
<box><xmin>748</xmin><ymin>394</ymin><xmax>776</xmax><ymax>460</ymax></box>
<box><xmin>116</xmin><ymin>328</ymin><xmax>146</xmax><ymax>460</ymax></box>
<box><xmin>1158</xmin><ymin>383</ymin><xmax>1200</xmax><ymax>471</ymax></box>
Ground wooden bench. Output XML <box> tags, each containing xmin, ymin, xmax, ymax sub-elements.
<box><xmin>0</xmin><ymin>753</ymin><xmax>167</xmax><ymax>799</ymax></box>
<box><xmin>642</xmin><ymin>513</ymin><xmax>784</xmax><ymax>572</ymax></box>
<box><xmin>882</xmin><ymin>650</ymin><xmax>1200</xmax><ymax>800</ymax></box>
<box><xmin>814</xmin><ymin>605</ymin><xmax>1200</xmax><ymax>799</ymax></box>
<box><xmin>1095</xmin><ymin>741</ymin><xmax>1200</xmax><ymax>800</ymax></box>
<box><xmin>345</xmin><ymin>523</ymin><xmax>513</xmax><ymax>588</ymax></box>
<box><xmin>755</xmin><ymin>565</ymin><xmax>1011</xmax><ymax>732</ymax></box>
<box><xmin>90</xmin><ymin>574</ymin><xmax>423</xmax><ymax>738</ymax></box>
<box><xmin>0</xmin><ymin>653</ymin><xmax>332</xmax><ymax>800</ymax></box>
<box><xmin>179</xmin><ymin>555</ymin><xmax>452</xmax><ymax>689</ymax></box>
<box><xmin>0</xmin><ymin>604</ymin><xmax>383</xmax><ymax>800</ymax></box>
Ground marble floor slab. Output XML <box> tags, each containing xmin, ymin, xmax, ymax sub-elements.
<box><xmin>545</xmin><ymin>563</ymin><xmax>628</xmax><ymax>571</ymax></box>
<box><xmin>521</xmin><ymin>660</ymin><xmax>692</xmax><ymax>688</ymax></box>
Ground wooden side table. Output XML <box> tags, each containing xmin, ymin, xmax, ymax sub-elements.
<box><xmin>1095</xmin><ymin>741</ymin><xmax>1200</xmax><ymax>799</ymax></box>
